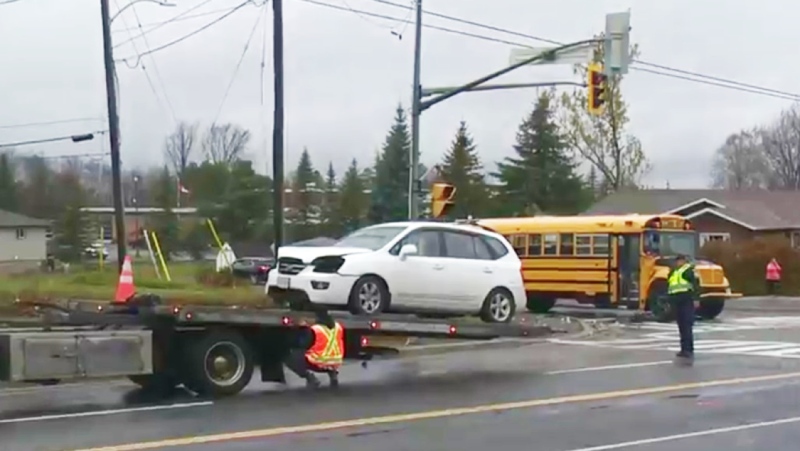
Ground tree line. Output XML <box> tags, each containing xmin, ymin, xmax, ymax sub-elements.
<box><xmin>0</xmin><ymin>39</ymin><xmax>648</xmax><ymax>260</ymax></box>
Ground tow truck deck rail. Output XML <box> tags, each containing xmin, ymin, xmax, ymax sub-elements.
<box><xmin>0</xmin><ymin>296</ymin><xmax>550</xmax><ymax>398</ymax></box>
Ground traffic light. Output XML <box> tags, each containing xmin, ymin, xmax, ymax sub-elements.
<box><xmin>430</xmin><ymin>183</ymin><xmax>456</xmax><ymax>219</ymax></box>
<box><xmin>587</xmin><ymin>62</ymin><xmax>608</xmax><ymax>116</ymax></box>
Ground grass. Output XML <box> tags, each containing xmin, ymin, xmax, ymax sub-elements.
<box><xmin>0</xmin><ymin>260</ymin><xmax>274</xmax><ymax>315</ymax></box>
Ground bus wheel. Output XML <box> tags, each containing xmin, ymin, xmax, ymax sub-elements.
<box><xmin>697</xmin><ymin>300</ymin><xmax>725</xmax><ymax>320</ymax></box>
<box><xmin>647</xmin><ymin>282</ymin><xmax>674</xmax><ymax>323</ymax></box>
<box><xmin>526</xmin><ymin>295</ymin><xmax>555</xmax><ymax>314</ymax></box>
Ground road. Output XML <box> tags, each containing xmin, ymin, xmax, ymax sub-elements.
<box><xmin>4</xmin><ymin>311</ymin><xmax>800</xmax><ymax>450</ymax></box>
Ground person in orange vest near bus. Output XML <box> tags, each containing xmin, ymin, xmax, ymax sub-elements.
<box><xmin>283</xmin><ymin>307</ymin><xmax>345</xmax><ymax>389</ymax></box>
<box><xmin>766</xmin><ymin>258</ymin><xmax>782</xmax><ymax>295</ymax></box>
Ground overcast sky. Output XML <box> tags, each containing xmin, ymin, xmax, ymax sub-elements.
<box><xmin>1</xmin><ymin>0</ymin><xmax>797</xmax><ymax>189</ymax></box>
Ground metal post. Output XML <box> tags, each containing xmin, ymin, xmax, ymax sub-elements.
<box><xmin>408</xmin><ymin>0</ymin><xmax>423</xmax><ymax>219</ymax></box>
<box><xmin>272</xmin><ymin>0</ymin><xmax>285</xmax><ymax>254</ymax></box>
<box><xmin>100</xmin><ymin>0</ymin><xmax>126</xmax><ymax>272</ymax></box>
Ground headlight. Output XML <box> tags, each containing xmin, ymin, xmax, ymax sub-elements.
<box><xmin>311</xmin><ymin>256</ymin><xmax>345</xmax><ymax>273</ymax></box>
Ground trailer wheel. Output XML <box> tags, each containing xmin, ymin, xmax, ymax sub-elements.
<box><xmin>526</xmin><ymin>294</ymin><xmax>555</xmax><ymax>313</ymax></box>
<box><xmin>182</xmin><ymin>329</ymin><xmax>254</xmax><ymax>397</ymax></box>
<box><xmin>480</xmin><ymin>288</ymin><xmax>516</xmax><ymax>323</ymax></box>
<box><xmin>348</xmin><ymin>275</ymin><xmax>390</xmax><ymax>315</ymax></box>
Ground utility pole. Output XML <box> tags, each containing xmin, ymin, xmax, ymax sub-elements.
<box><xmin>272</xmin><ymin>0</ymin><xmax>285</xmax><ymax>254</ymax></box>
<box><xmin>100</xmin><ymin>0</ymin><xmax>127</xmax><ymax>272</ymax></box>
<box><xmin>407</xmin><ymin>0</ymin><xmax>423</xmax><ymax>219</ymax></box>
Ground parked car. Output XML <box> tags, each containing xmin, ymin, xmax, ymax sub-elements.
<box><xmin>84</xmin><ymin>243</ymin><xmax>109</xmax><ymax>260</ymax></box>
<box><xmin>231</xmin><ymin>257</ymin><xmax>274</xmax><ymax>284</ymax></box>
<box><xmin>266</xmin><ymin>222</ymin><xmax>525</xmax><ymax>323</ymax></box>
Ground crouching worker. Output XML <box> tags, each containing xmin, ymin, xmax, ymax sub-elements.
<box><xmin>284</xmin><ymin>307</ymin><xmax>345</xmax><ymax>388</ymax></box>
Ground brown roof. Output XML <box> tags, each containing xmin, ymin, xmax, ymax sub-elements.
<box><xmin>0</xmin><ymin>209</ymin><xmax>51</xmax><ymax>228</ymax></box>
<box><xmin>584</xmin><ymin>189</ymin><xmax>800</xmax><ymax>230</ymax></box>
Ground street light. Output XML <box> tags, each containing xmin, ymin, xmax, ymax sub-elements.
<box><xmin>110</xmin><ymin>0</ymin><xmax>175</xmax><ymax>23</ymax></box>
<box><xmin>100</xmin><ymin>0</ymin><xmax>174</xmax><ymax>272</ymax></box>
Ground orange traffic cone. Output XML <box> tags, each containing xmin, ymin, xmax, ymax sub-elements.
<box><xmin>114</xmin><ymin>255</ymin><xmax>136</xmax><ymax>303</ymax></box>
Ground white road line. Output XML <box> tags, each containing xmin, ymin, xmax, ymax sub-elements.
<box><xmin>546</xmin><ymin>361</ymin><xmax>672</xmax><ymax>375</ymax></box>
<box><xmin>562</xmin><ymin>415</ymin><xmax>800</xmax><ymax>451</ymax></box>
<box><xmin>0</xmin><ymin>401</ymin><xmax>213</xmax><ymax>424</ymax></box>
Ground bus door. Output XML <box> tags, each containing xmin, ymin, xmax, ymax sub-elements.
<box><xmin>615</xmin><ymin>234</ymin><xmax>641</xmax><ymax>305</ymax></box>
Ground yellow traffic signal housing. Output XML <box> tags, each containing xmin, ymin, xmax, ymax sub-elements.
<box><xmin>430</xmin><ymin>183</ymin><xmax>456</xmax><ymax>218</ymax></box>
<box><xmin>587</xmin><ymin>62</ymin><xmax>608</xmax><ymax>116</ymax></box>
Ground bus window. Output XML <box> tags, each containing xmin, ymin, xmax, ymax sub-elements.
<box><xmin>528</xmin><ymin>234</ymin><xmax>542</xmax><ymax>255</ymax></box>
<box><xmin>510</xmin><ymin>234</ymin><xmax>527</xmax><ymax>256</ymax></box>
<box><xmin>643</xmin><ymin>231</ymin><xmax>696</xmax><ymax>258</ymax></box>
<box><xmin>592</xmin><ymin>234</ymin><xmax>610</xmax><ymax>255</ymax></box>
<box><xmin>543</xmin><ymin>234</ymin><xmax>558</xmax><ymax>255</ymax></box>
<box><xmin>560</xmin><ymin>233</ymin><xmax>574</xmax><ymax>255</ymax></box>
<box><xmin>575</xmin><ymin>235</ymin><xmax>592</xmax><ymax>255</ymax></box>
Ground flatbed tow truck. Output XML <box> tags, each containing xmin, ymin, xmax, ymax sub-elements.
<box><xmin>0</xmin><ymin>295</ymin><xmax>549</xmax><ymax>398</ymax></box>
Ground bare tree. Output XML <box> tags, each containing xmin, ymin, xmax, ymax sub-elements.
<box><xmin>709</xmin><ymin>129</ymin><xmax>770</xmax><ymax>189</ymax></box>
<box><xmin>164</xmin><ymin>122</ymin><xmax>198</xmax><ymax>175</ymax></box>
<box><xmin>201</xmin><ymin>123</ymin><xmax>250</xmax><ymax>164</ymax></box>
<box><xmin>761</xmin><ymin>106</ymin><xmax>800</xmax><ymax>189</ymax></box>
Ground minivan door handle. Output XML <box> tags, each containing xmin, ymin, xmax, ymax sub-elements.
<box><xmin>482</xmin><ymin>267</ymin><xmax>493</xmax><ymax>273</ymax></box>
<box><xmin>432</xmin><ymin>264</ymin><xmax>444</xmax><ymax>270</ymax></box>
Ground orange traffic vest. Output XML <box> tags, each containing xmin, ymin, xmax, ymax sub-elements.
<box><xmin>766</xmin><ymin>261</ymin><xmax>782</xmax><ymax>281</ymax></box>
<box><xmin>305</xmin><ymin>323</ymin><xmax>344</xmax><ymax>369</ymax></box>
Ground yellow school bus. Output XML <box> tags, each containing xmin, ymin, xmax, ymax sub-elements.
<box><xmin>475</xmin><ymin>214</ymin><xmax>740</xmax><ymax>321</ymax></box>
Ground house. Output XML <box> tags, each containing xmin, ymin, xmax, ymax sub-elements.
<box><xmin>0</xmin><ymin>209</ymin><xmax>51</xmax><ymax>262</ymax></box>
<box><xmin>584</xmin><ymin>190</ymin><xmax>800</xmax><ymax>247</ymax></box>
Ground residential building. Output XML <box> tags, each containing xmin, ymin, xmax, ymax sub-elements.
<box><xmin>584</xmin><ymin>190</ymin><xmax>800</xmax><ymax>247</ymax></box>
<box><xmin>0</xmin><ymin>209</ymin><xmax>51</xmax><ymax>262</ymax></box>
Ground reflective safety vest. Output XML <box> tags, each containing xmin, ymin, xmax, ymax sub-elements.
<box><xmin>668</xmin><ymin>263</ymin><xmax>695</xmax><ymax>295</ymax></box>
<box><xmin>305</xmin><ymin>323</ymin><xmax>345</xmax><ymax>369</ymax></box>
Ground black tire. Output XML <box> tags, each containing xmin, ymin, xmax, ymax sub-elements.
<box><xmin>697</xmin><ymin>299</ymin><xmax>725</xmax><ymax>320</ymax></box>
<box><xmin>348</xmin><ymin>275</ymin><xmax>390</xmax><ymax>315</ymax></box>
<box><xmin>594</xmin><ymin>294</ymin><xmax>613</xmax><ymax>309</ymax></box>
<box><xmin>128</xmin><ymin>373</ymin><xmax>179</xmax><ymax>393</ymax></box>
<box><xmin>181</xmin><ymin>329</ymin><xmax>254</xmax><ymax>398</ymax></box>
<box><xmin>479</xmin><ymin>288</ymin><xmax>517</xmax><ymax>323</ymax></box>
<box><xmin>526</xmin><ymin>294</ymin><xmax>556</xmax><ymax>314</ymax></box>
<box><xmin>647</xmin><ymin>281</ymin><xmax>674</xmax><ymax>323</ymax></box>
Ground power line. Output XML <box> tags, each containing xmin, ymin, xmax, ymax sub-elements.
<box><xmin>0</xmin><ymin>131</ymin><xmax>108</xmax><ymax>149</ymax></box>
<box><xmin>112</xmin><ymin>5</ymin><xmax>233</xmax><ymax>34</ymax></box>
<box><xmin>128</xmin><ymin>0</ymin><xmax>179</xmax><ymax>122</ymax></box>
<box><xmin>367</xmin><ymin>0</ymin><xmax>800</xmax><ymax>101</ymax></box>
<box><xmin>116</xmin><ymin>0</ymin><xmax>259</xmax><ymax>67</ymax></box>
<box><xmin>212</xmin><ymin>3</ymin><xmax>265</xmax><ymax>124</ymax></box>
<box><xmin>0</xmin><ymin>117</ymin><xmax>105</xmax><ymax>130</ymax></box>
<box><xmin>0</xmin><ymin>0</ymin><xmax>23</xmax><ymax>5</ymax></box>
<box><xmin>113</xmin><ymin>0</ymin><xmax>217</xmax><ymax>49</ymax></box>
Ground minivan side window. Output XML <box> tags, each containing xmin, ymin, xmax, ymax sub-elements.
<box><xmin>482</xmin><ymin>235</ymin><xmax>509</xmax><ymax>259</ymax></box>
<box><xmin>442</xmin><ymin>231</ymin><xmax>478</xmax><ymax>259</ymax></box>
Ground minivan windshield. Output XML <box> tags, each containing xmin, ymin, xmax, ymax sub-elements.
<box><xmin>643</xmin><ymin>231</ymin><xmax>697</xmax><ymax>259</ymax></box>
<box><xmin>335</xmin><ymin>226</ymin><xmax>408</xmax><ymax>251</ymax></box>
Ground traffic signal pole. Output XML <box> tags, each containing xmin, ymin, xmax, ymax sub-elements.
<box><xmin>407</xmin><ymin>38</ymin><xmax>598</xmax><ymax>219</ymax></box>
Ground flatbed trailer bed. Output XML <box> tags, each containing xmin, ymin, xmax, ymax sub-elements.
<box><xmin>0</xmin><ymin>296</ymin><xmax>549</xmax><ymax>397</ymax></box>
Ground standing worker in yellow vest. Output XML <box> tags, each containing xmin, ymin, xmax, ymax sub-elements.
<box><xmin>668</xmin><ymin>254</ymin><xmax>697</xmax><ymax>363</ymax></box>
<box><xmin>283</xmin><ymin>307</ymin><xmax>345</xmax><ymax>388</ymax></box>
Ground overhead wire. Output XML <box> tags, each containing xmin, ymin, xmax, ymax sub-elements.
<box><xmin>113</xmin><ymin>0</ymin><xmax>217</xmax><ymax>49</ymax></box>
<box><xmin>0</xmin><ymin>117</ymin><xmax>105</xmax><ymax>130</ymax></box>
<box><xmin>111</xmin><ymin>5</ymin><xmax>236</xmax><ymax>34</ymax></box>
<box><xmin>0</xmin><ymin>131</ymin><xmax>108</xmax><ymax>149</ymax></box>
<box><xmin>366</xmin><ymin>0</ymin><xmax>800</xmax><ymax>101</ymax></box>
<box><xmin>116</xmin><ymin>0</ymin><xmax>259</xmax><ymax>68</ymax></box>
<box><xmin>211</xmin><ymin>2</ymin><xmax>266</xmax><ymax>125</ymax></box>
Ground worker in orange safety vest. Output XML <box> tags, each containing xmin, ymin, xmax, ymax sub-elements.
<box><xmin>283</xmin><ymin>307</ymin><xmax>345</xmax><ymax>388</ymax></box>
<box><xmin>766</xmin><ymin>258</ymin><xmax>782</xmax><ymax>295</ymax></box>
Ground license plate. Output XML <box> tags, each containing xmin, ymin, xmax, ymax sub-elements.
<box><xmin>276</xmin><ymin>276</ymin><xmax>290</xmax><ymax>289</ymax></box>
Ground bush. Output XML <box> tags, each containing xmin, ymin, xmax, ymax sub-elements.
<box><xmin>700</xmin><ymin>236</ymin><xmax>800</xmax><ymax>296</ymax></box>
<box><xmin>194</xmin><ymin>266</ymin><xmax>237</xmax><ymax>288</ymax></box>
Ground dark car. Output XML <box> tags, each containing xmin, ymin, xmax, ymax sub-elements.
<box><xmin>231</xmin><ymin>257</ymin><xmax>274</xmax><ymax>284</ymax></box>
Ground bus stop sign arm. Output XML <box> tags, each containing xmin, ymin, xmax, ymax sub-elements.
<box><xmin>419</xmin><ymin>39</ymin><xmax>598</xmax><ymax>113</ymax></box>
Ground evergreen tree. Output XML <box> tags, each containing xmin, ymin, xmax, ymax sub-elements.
<box><xmin>438</xmin><ymin>121</ymin><xmax>489</xmax><ymax>219</ymax></box>
<box><xmin>0</xmin><ymin>153</ymin><xmax>18</xmax><ymax>212</ymax></box>
<box><xmin>369</xmin><ymin>105</ymin><xmax>411</xmax><ymax>223</ymax></box>
<box><xmin>339</xmin><ymin>158</ymin><xmax>368</xmax><ymax>234</ymax></box>
<box><xmin>495</xmin><ymin>92</ymin><xmax>590</xmax><ymax>216</ymax></box>
<box><xmin>290</xmin><ymin>148</ymin><xmax>318</xmax><ymax>240</ymax></box>
<box><xmin>321</xmin><ymin>161</ymin><xmax>342</xmax><ymax>237</ymax></box>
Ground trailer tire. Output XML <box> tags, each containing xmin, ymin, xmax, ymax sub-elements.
<box><xmin>526</xmin><ymin>294</ymin><xmax>555</xmax><ymax>314</ymax></box>
<box><xmin>181</xmin><ymin>329</ymin><xmax>254</xmax><ymax>398</ymax></box>
<box><xmin>480</xmin><ymin>288</ymin><xmax>516</xmax><ymax>323</ymax></box>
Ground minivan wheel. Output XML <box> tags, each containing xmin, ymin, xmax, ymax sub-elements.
<box><xmin>348</xmin><ymin>276</ymin><xmax>390</xmax><ymax>315</ymax></box>
<box><xmin>480</xmin><ymin>288</ymin><xmax>516</xmax><ymax>323</ymax></box>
